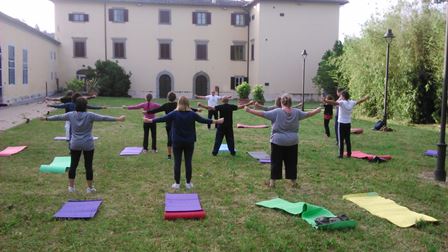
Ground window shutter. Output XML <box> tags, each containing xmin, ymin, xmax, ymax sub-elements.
<box><xmin>231</xmin><ymin>77</ymin><xmax>235</xmax><ymax>90</ymax></box>
<box><xmin>84</xmin><ymin>14</ymin><xmax>89</xmax><ymax>22</ymax></box>
<box><xmin>206</xmin><ymin>12</ymin><xmax>211</xmax><ymax>24</ymax></box>
<box><xmin>192</xmin><ymin>12</ymin><xmax>197</xmax><ymax>24</ymax></box>
<box><xmin>69</xmin><ymin>13</ymin><xmax>74</xmax><ymax>21</ymax></box>
<box><xmin>231</xmin><ymin>13</ymin><xmax>236</xmax><ymax>26</ymax></box>
<box><xmin>108</xmin><ymin>9</ymin><xmax>113</xmax><ymax>21</ymax></box>
<box><xmin>244</xmin><ymin>14</ymin><xmax>250</xmax><ymax>25</ymax></box>
<box><xmin>230</xmin><ymin>45</ymin><xmax>235</xmax><ymax>60</ymax></box>
<box><xmin>124</xmin><ymin>9</ymin><xmax>129</xmax><ymax>22</ymax></box>
<box><xmin>244</xmin><ymin>77</ymin><xmax>248</xmax><ymax>83</ymax></box>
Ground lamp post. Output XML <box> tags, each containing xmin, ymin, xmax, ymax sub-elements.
<box><xmin>383</xmin><ymin>29</ymin><xmax>394</xmax><ymax>131</ymax></box>
<box><xmin>301</xmin><ymin>49</ymin><xmax>307</xmax><ymax>111</ymax></box>
<box><xmin>435</xmin><ymin>0</ymin><xmax>447</xmax><ymax>182</ymax></box>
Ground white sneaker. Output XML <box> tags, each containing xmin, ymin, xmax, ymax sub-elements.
<box><xmin>86</xmin><ymin>187</ymin><xmax>96</xmax><ymax>193</ymax></box>
<box><xmin>185</xmin><ymin>183</ymin><xmax>193</xmax><ymax>190</ymax></box>
<box><xmin>68</xmin><ymin>186</ymin><xmax>76</xmax><ymax>193</ymax></box>
<box><xmin>171</xmin><ymin>183</ymin><xmax>180</xmax><ymax>190</ymax></box>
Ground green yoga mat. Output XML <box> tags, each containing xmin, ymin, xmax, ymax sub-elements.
<box><xmin>39</xmin><ymin>156</ymin><xmax>70</xmax><ymax>173</ymax></box>
<box><xmin>256</xmin><ymin>198</ymin><xmax>357</xmax><ymax>230</ymax></box>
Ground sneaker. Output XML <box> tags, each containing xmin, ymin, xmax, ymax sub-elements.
<box><xmin>143</xmin><ymin>149</ymin><xmax>148</xmax><ymax>153</ymax></box>
<box><xmin>167</xmin><ymin>155</ymin><xmax>172</xmax><ymax>160</ymax></box>
<box><xmin>68</xmin><ymin>186</ymin><xmax>76</xmax><ymax>193</ymax></box>
<box><xmin>86</xmin><ymin>187</ymin><xmax>96</xmax><ymax>193</ymax></box>
<box><xmin>171</xmin><ymin>183</ymin><xmax>180</xmax><ymax>190</ymax></box>
<box><xmin>185</xmin><ymin>183</ymin><xmax>193</xmax><ymax>190</ymax></box>
<box><xmin>152</xmin><ymin>149</ymin><xmax>158</xmax><ymax>153</ymax></box>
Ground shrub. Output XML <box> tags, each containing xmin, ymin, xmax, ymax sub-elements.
<box><xmin>251</xmin><ymin>85</ymin><xmax>265</xmax><ymax>104</ymax></box>
<box><xmin>66</xmin><ymin>79</ymin><xmax>84</xmax><ymax>92</ymax></box>
<box><xmin>89</xmin><ymin>60</ymin><xmax>131</xmax><ymax>97</ymax></box>
<box><xmin>236</xmin><ymin>82</ymin><xmax>251</xmax><ymax>99</ymax></box>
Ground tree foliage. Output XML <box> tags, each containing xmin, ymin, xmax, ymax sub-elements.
<box><xmin>87</xmin><ymin>60</ymin><xmax>132</xmax><ymax>97</ymax></box>
<box><xmin>313</xmin><ymin>41</ymin><xmax>344</xmax><ymax>96</ymax></box>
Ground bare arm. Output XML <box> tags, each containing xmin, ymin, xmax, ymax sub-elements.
<box><xmin>292</xmin><ymin>102</ymin><xmax>302</xmax><ymax>109</ymax></box>
<box><xmin>304</xmin><ymin>107</ymin><xmax>321</xmax><ymax>119</ymax></box>
<box><xmin>195</xmin><ymin>95</ymin><xmax>206</xmax><ymax>99</ymax></box>
<box><xmin>356</xmin><ymin>95</ymin><xmax>369</xmax><ymax>105</ymax></box>
<box><xmin>197</xmin><ymin>102</ymin><xmax>214</xmax><ymax>111</ymax></box>
<box><xmin>322</xmin><ymin>97</ymin><xmax>339</xmax><ymax>106</ymax></box>
<box><xmin>237</xmin><ymin>100</ymin><xmax>254</xmax><ymax>109</ymax></box>
<box><xmin>244</xmin><ymin>106</ymin><xmax>265</xmax><ymax>118</ymax></box>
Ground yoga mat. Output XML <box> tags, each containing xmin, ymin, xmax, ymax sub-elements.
<box><xmin>120</xmin><ymin>147</ymin><xmax>143</xmax><ymax>156</ymax></box>
<box><xmin>343</xmin><ymin>192</ymin><xmax>438</xmax><ymax>228</ymax></box>
<box><xmin>256</xmin><ymin>198</ymin><xmax>356</xmax><ymax>230</ymax></box>
<box><xmin>54</xmin><ymin>199</ymin><xmax>102</xmax><ymax>219</ymax></box>
<box><xmin>237</xmin><ymin>123</ymin><xmax>269</xmax><ymax>128</ymax></box>
<box><xmin>349</xmin><ymin>151</ymin><xmax>392</xmax><ymax>161</ymax></box>
<box><xmin>424</xmin><ymin>150</ymin><xmax>437</xmax><ymax>157</ymax></box>
<box><xmin>164</xmin><ymin>210</ymin><xmax>206</xmax><ymax>220</ymax></box>
<box><xmin>39</xmin><ymin>156</ymin><xmax>70</xmax><ymax>173</ymax></box>
<box><xmin>165</xmin><ymin>193</ymin><xmax>202</xmax><ymax>212</ymax></box>
<box><xmin>351</xmin><ymin>128</ymin><xmax>363</xmax><ymax>134</ymax></box>
<box><xmin>54</xmin><ymin>136</ymin><xmax>98</xmax><ymax>141</ymax></box>
<box><xmin>0</xmin><ymin>146</ymin><xmax>27</xmax><ymax>157</ymax></box>
<box><xmin>259</xmin><ymin>159</ymin><xmax>271</xmax><ymax>164</ymax></box>
<box><xmin>219</xmin><ymin>144</ymin><xmax>231</xmax><ymax>152</ymax></box>
<box><xmin>248</xmin><ymin>151</ymin><xmax>270</xmax><ymax>160</ymax></box>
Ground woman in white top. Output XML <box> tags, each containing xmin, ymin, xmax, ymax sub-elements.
<box><xmin>324</xmin><ymin>91</ymin><xmax>369</xmax><ymax>158</ymax></box>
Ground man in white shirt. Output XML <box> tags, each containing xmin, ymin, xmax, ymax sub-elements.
<box><xmin>196</xmin><ymin>89</ymin><xmax>231</xmax><ymax>129</ymax></box>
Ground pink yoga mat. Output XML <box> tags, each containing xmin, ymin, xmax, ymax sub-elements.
<box><xmin>348</xmin><ymin>151</ymin><xmax>392</xmax><ymax>161</ymax></box>
<box><xmin>237</xmin><ymin>123</ymin><xmax>269</xmax><ymax>129</ymax></box>
<box><xmin>0</xmin><ymin>146</ymin><xmax>27</xmax><ymax>157</ymax></box>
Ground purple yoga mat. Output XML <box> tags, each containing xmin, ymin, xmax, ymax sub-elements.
<box><xmin>165</xmin><ymin>193</ymin><xmax>202</xmax><ymax>212</ymax></box>
<box><xmin>259</xmin><ymin>159</ymin><xmax>271</xmax><ymax>164</ymax></box>
<box><xmin>53</xmin><ymin>199</ymin><xmax>102</xmax><ymax>219</ymax></box>
<box><xmin>248</xmin><ymin>151</ymin><xmax>270</xmax><ymax>160</ymax></box>
<box><xmin>120</xmin><ymin>147</ymin><xmax>143</xmax><ymax>156</ymax></box>
<box><xmin>424</xmin><ymin>150</ymin><xmax>438</xmax><ymax>157</ymax></box>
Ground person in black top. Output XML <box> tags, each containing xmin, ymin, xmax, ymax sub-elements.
<box><xmin>323</xmin><ymin>94</ymin><xmax>334</xmax><ymax>137</ymax></box>
<box><xmin>199</xmin><ymin>97</ymin><xmax>253</xmax><ymax>156</ymax></box>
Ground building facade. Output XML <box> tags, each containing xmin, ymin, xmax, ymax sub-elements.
<box><xmin>0</xmin><ymin>12</ymin><xmax>60</xmax><ymax>105</ymax></box>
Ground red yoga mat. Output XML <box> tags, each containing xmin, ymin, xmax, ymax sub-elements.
<box><xmin>351</xmin><ymin>128</ymin><xmax>363</xmax><ymax>134</ymax></box>
<box><xmin>347</xmin><ymin>151</ymin><xmax>392</xmax><ymax>161</ymax></box>
<box><xmin>164</xmin><ymin>210</ymin><xmax>206</xmax><ymax>220</ymax></box>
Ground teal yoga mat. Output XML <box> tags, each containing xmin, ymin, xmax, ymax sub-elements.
<box><xmin>40</xmin><ymin>156</ymin><xmax>70</xmax><ymax>173</ymax></box>
<box><xmin>256</xmin><ymin>198</ymin><xmax>357</xmax><ymax>230</ymax></box>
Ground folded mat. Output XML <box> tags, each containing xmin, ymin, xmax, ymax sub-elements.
<box><xmin>343</xmin><ymin>192</ymin><xmax>437</xmax><ymax>228</ymax></box>
<box><xmin>259</xmin><ymin>159</ymin><xmax>271</xmax><ymax>164</ymax></box>
<box><xmin>164</xmin><ymin>193</ymin><xmax>205</xmax><ymax>220</ymax></box>
<box><xmin>54</xmin><ymin>136</ymin><xmax>98</xmax><ymax>141</ymax></box>
<box><xmin>351</xmin><ymin>128</ymin><xmax>363</xmax><ymax>134</ymax></box>
<box><xmin>256</xmin><ymin>198</ymin><xmax>356</xmax><ymax>230</ymax></box>
<box><xmin>218</xmin><ymin>144</ymin><xmax>236</xmax><ymax>152</ymax></box>
<box><xmin>424</xmin><ymin>150</ymin><xmax>437</xmax><ymax>157</ymax></box>
<box><xmin>120</xmin><ymin>147</ymin><xmax>143</xmax><ymax>156</ymax></box>
<box><xmin>237</xmin><ymin>123</ymin><xmax>269</xmax><ymax>128</ymax></box>
<box><xmin>39</xmin><ymin>156</ymin><xmax>71</xmax><ymax>173</ymax></box>
<box><xmin>54</xmin><ymin>199</ymin><xmax>102</xmax><ymax>219</ymax></box>
<box><xmin>348</xmin><ymin>151</ymin><xmax>392</xmax><ymax>161</ymax></box>
<box><xmin>0</xmin><ymin>146</ymin><xmax>27</xmax><ymax>157</ymax></box>
<box><xmin>247</xmin><ymin>151</ymin><xmax>270</xmax><ymax>160</ymax></box>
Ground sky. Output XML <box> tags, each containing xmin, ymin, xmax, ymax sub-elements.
<box><xmin>0</xmin><ymin>0</ymin><xmax>401</xmax><ymax>40</ymax></box>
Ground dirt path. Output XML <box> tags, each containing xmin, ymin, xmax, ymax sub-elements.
<box><xmin>0</xmin><ymin>100</ymin><xmax>55</xmax><ymax>132</ymax></box>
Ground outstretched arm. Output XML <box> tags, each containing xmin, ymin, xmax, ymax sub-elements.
<box><xmin>197</xmin><ymin>102</ymin><xmax>214</xmax><ymax>111</ymax></box>
<box><xmin>244</xmin><ymin>106</ymin><xmax>265</xmax><ymax>119</ymax></box>
<box><xmin>237</xmin><ymin>100</ymin><xmax>254</xmax><ymax>109</ymax></box>
<box><xmin>292</xmin><ymin>102</ymin><xmax>302</xmax><ymax>109</ymax></box>
<box><xmin>195</xmin><ymin>95</ymin><xmax>206</xmax><ymax>99</ymax></box>
<box><xmin>356</xmin><ymin>95</ymin><xmax>369</xmax><ymax>105</ymax></box>
<box><xmin>304</xmin><ymin>107</ymin><xmax>322</xmax><ymax>119</ymax></box>
<box><xmin>45</xmin><ymin>97</ymin><xmax>62</xmax><ymax>102</ymax></box>
<box><xmin>322</xmin><ymin>97</ymin><xmax>339</xmax><ymax>106</ymax></box>
<box><xmin>254</xmin><ymin>102</ymin><xmax>269</xmax><ymax>111</ymax></box>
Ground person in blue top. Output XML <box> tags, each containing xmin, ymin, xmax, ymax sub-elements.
<box><xmin>145</xmin><ymin>96</ymin><xmax>223</xmax><ymax>190</ymax></box>
<box><xmin>42</xmin><ymin>97</ymin><xmax>125</xmax><ymax>193</ymax></box>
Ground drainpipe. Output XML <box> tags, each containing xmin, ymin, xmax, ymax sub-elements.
<box><xmin>245</xmin><ymin>9</ymin><xmax>250</xmax><ymax>82</ymax></box>
<box><xmin>104</xmin><ymin>0</ymin><xmax>108</xmax><ymax>60</ymax></box>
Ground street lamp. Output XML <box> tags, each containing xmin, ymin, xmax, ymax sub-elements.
<box><xmin>301</xmin><ymin>49</ymin><xmax>307</xmax><ymax>111</ymax></box>
<box><xmin>435</xmin><ymin>0</ymin><xmax>448</xmax><ymax>182</ymax></box>
<box><xmin>382</xmin><ymin>28</ymin><xmax>394</xmax><ymax>131</ymax></box>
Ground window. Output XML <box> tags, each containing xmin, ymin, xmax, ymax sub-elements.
<box><xmin>159</xmin><ymin>10</ymin><xmax>171</xmax><ymax>24</ymax></box>
<box><xmin>23</xmin><ymin>49</ymin><xmax>28</xmax><ymax>84</ymax></box>
<box><xmin>159</xmin><ymin>40</ymin><xmax>171</xmax><ymax>60</ymax></box>
<box><xmin>231</xmin><ymin>13</ymin><xmax>247</xmax><ymax>26</ymax></box>
<box><xmin>73</xmin><ymin>39</ymin><xmax>86</xmax><ymax>58</ymax></box>
<box><xmin>195</xmin><ymin>42</ymin><xmax>208</xmax><ymax>60</ymax></box>
<box><xmin>230</xmin><ymin>43</ymin><xmax>245</xmax><ymax>61</ymax></box>
<box><xmin>109</xmin><ymin>8</ymin><xmax>128</xmax><ymax>23</ymax></box>
<box><xmin>251</xmin><ymin>41</ymin><xmax>255</xmax><ymax>61</ymax></box>
<box><xmin>8</xmin><ymin>46</ymin><xmax>15</xmax><ymax>84</ymax></box>
<box><xmin>69</xmin><ymin>13</ymin><xmax>89</xmax><ymax>22</ymax></box>
<box><xmin>230</xmin><ymin>76</ymin><xmax>247</xmax><ymax>90</ymax></box>
<box><xmin>0</xmin><ymin>47</ymin><xmax>2</xmax><ymax>86</ymax></box>
<box><xmin>251</xmin><ymin>14</ymin><xmax>255</xmax><ymax>20</ymax></box>
<box><xmin>113</xmin><ymin>39</ymin><xmax>126</xmax><ymax>59</ymax></box>
<box><xmin>192</xmin><ymin>12</ymin><xmax>211</xmax><ymax>25</ymax></box>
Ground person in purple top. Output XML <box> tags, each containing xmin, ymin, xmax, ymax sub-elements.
<box><xmin>145</xmin><ymin>96</ymin><xmax>223</xmax><ymax>190</ymax></box>
<box><xmin>123</xmin><ymin>93</ymin><xmax>161</xmax><ymax>153</ymax></box>
<box><xmin>42</xmin><ymin>97</ymin><xmax>125</xmax><ymax>193</ymax></box>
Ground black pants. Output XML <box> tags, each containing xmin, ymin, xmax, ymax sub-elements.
<box><xmin>270</xmin><ymin>143</ymin><xmax>298</xmax><ymax>180</ymax></box>
<box><xmin>69</xmin><ymin>149</ymin><xmax>94</xmax><ymax>180</ymax></box>
<box><xmin>334</xmin><ymin>112</ymin><xmax>339</xmax><ymax>144</ymax></box>
<box><xmin>166</xmin><ymin>126</ymin><xmax>172</xmax><ymax>147</ymax></box>
<box><xmin>324</xmin><ymin>119</ymin><xmax>331</xmax><ymax>137</ymax></box>
<box><xmin>212</xmin><ymin>126</ymin><xmax>235</xmax><ymax>155</ymax></box>
<box><xmin>143</xmin><ymin>122</ymin><xmax>157</xmax><ymax>151</ymax></box>
<box><xmin>338</xmin><ymin>122</ymin><xmax>351</xmax><ymax>158</ymax></box>
<box><xmin>173</xmin><ymin>142</ymin><xmax>194</xmax><ymax>184</ymax></box>
<box><xmin>207</xmin><ymin>110</ymin><xmax>218</xmax><ymax>129</ymax></box>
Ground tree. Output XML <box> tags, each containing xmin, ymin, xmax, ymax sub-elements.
<box><xmin>87</xmin><ymin>60</ymin><xmax>132</xmax><ymax>97</ymax></box>
<box><xmin>313</xmin><ymin>41</ymin><xmax>345</xmax><ymax>97</ymax></box>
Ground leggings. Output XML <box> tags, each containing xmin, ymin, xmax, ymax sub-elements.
<box><xmin>143</xmin><ymin>122</ymin><xmax>157</xmax><ymax>150</ymax></box>
<box><xmin>207</xmin><ymin>110</ymin><xmax>218</xmax><ymax>129</ymax></box>
<box><xmin>173</xmin><ymin>142</ymin><xmax>195</xmax><ymax>184</ymax></box>
<box><xmin>69</xmin><ymin>149</ymin><xmax>94</xmax><ymax>180</ymax></box>
<box><xmin>166</xmin><ymin>126</ymin><xmax>172</xmax><ymax>147</ymax></box>
<box><xmin>338</xmin><ymin>123</ymin><xmax>351</xmax><ymax>158</ymax></box>
<box><xmin>212</xmin><ymin>126</ymin><xmax>235</xmax><ymax>155</ymax></box>
<box><xmin>324</xmin><ymin>118</ymin><xmax>331</xmax><ymax>137</ymax></box>
<box><xmin>270</xmin><ymin>143</ymin><xmax>298</xmax><ymax>180</ymax></box>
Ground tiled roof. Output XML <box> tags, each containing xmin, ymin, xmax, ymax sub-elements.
<box><xmin>59</xmin><ymin>0</ymin><xmax>250</xmax><ymax>7</ymax></box>
<box><xmin>245</xmin><ymin>0</ymin><xmax>348</xmax><ymax>7</ymax></box>
<box><xmin>0</xmin><ymin>11</ymin><xmax>60</xmax><ymax>45</ymax></box>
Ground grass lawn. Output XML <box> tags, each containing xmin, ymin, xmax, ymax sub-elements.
<box><xmin>0</xmin><ymin>97</ymin><xmax>447</xmax><ymax>251</ymax></box>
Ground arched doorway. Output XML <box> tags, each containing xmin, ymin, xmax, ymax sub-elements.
<box><xmin>193</xmin><ymin>73</ymin><xmax>209</xmax><ymax>96</ymax></box>
<box><xmin>158</xmin><ymin>74</ymin><xmax>172</xmax><ymax>98</ymax></box>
